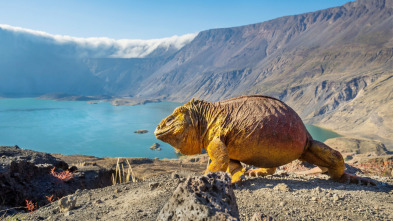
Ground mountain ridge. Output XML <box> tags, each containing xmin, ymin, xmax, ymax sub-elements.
<box><xmin>133</xmin><ymin>0</ymin><xmax>393</xmax><ymax>148</ymax></box>
<box><xmin>136</xmin><ymin>0</ymin><xmax>393</xmax><ymax>100</ymax></box>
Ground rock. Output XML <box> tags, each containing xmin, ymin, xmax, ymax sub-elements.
<box><xmin>0</xmin><ymin>146</ymin><xmax>81</xmax><ymax>208</ymax></box>
<box><xmin>276</xmin><ymin>170</ymin><xmax>289</xmax><ymax>176</ymax></box>
<box><xmin>95</xmin><ymin>199</ymin><xmax>103</xmax><ymax>204</ymax></box>
<box><xmin>171</xmin><ymin>173</ymin><xmax>180</xmax><ymax>179</ymax></box>
<box><xmin>58</xmin><ymin>196</ymin><xmax>76</xmax><ymax>213</ymax></box>
<box><xmin>273</xmin><ymin>183</ymin><xmax>291</xmax><ymax>192</ymax></box>
<box><xmin>134</xmin><ymin>129</ymin><xmax>148</xmax><ymax>134</ymax></box>
<box><xmin>69</xmin><ymin>166</ymin><xmax>78</xmax><ymax>172</ymax></box>
<box><xmin>150</xmin><ymin>143</ymin><xmax>161</xmax><ymax>151</ymax></box>
<box><xmin>64</xmin><ymin>211</ymin><xmax>74</xmax><ymax>216</ymax></box>
<box><xmin>190</xmin><ymin>158</ymin><xmax>200</xmax><ymax>162</ymax></box>
<box><xmin>312</xmin><ymin>187</ymin><xmax>322</xmax><ymax>194</ymax></box>
<box><xmin>250</xmin><ymin>212</ymin><xmax>273</xmax><ymax>221</ymax></box>
<box><xmin>157</xmin><ymin>172</ymin><xmax>239</xmax><ymax>220</ymax></box>
<box><xmin>149</xmin><ymin>182</ymin><xmax>160</xmax><ymax>190</ymax></box>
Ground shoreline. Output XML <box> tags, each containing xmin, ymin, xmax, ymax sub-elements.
<box><xmin>0</xmin><ymin>95</ymin><xmax>163</xmax><ymax>107</ymax></box>
<box><xmin>36</xmin><ymin>94</ymin><xmax>163</xmax><ymax>106</ymax></box>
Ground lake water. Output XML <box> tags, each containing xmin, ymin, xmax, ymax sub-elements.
<box><xmin>0</xmin><ymin>98</ymin><xmax>340</xmax><ymax>158</ymax></box>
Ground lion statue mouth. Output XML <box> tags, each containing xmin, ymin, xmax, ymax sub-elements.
<box><xmin>154</xmin><ymin>128</ymin><xmax>170</xmax><ymax>138</ymax></box>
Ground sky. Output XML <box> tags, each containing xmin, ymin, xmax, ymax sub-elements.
<box><xmin>0</xmin><ymin>0</ymin><xmax>353</xmax><ymax>40</ymax></box>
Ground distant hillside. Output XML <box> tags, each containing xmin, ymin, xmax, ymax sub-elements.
<box><xmin>0</xmin><ymin>25</ymin><xmax>196</xmax><ymax>97</ymax></box>
<box><xmin>0</xmin><ymin>0</ymin><xmax>392</xmax><ymax>148</ymax></box>
<box><xmin>136</xmin><ymin>0</ymin><xmax>393</xmax><ymax>148</ymax></box>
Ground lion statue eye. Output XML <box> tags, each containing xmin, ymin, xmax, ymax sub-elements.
<box><xmin>166</xmin><ymin>116</ymin><xmax>175</xmax><ymax>123</ymax></box>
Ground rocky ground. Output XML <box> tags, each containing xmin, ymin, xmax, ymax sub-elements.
<box><xmin>15</xmin><ymin>169</ymin><xmax>393</xmax><ymax>221</ymax></box>
<box><xmin>1</xmin><ymin>146</ymin><xmax>393</xmax><ymax>221</ymax></box>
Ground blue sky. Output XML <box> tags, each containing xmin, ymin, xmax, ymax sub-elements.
<box><xmin>0</xmin><ymin>0</ymin><xmax>353</xmax><ymax>40</ymax></box>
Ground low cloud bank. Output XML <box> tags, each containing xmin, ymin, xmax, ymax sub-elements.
<box><xmin>0</xmin><ymin>24</ymin><xmax>197</xmax><ymax>58</ymax></box>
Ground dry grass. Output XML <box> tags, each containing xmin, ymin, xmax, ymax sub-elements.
<box><xmin>74</xmin><ymin>161</ymin><xmax>87</xmax><ymax>168</ymax></box>
<box><xmin>0</xmin><ymin>207</ymin><xmax>26</xmax><ymax>221</ymax></box>
<box><xmin>111</xmin><ymin>158</ymin><xmax>137</xmax><ymax>185</ymax></box>
<box><xmin>0</xmin><ymin>213</ymin><xmax>26</xmax><ymax>221</ymax></box>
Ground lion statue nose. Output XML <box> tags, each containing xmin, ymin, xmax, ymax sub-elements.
<box><xmin>156</xmin><ymin>122</ymin><xmax>165</xmax><ymax>129</ymax></box>
<box><xmin>154</xmin><ymin>123</ymin><xmax>164</xmax><ymax>135</ymax></box>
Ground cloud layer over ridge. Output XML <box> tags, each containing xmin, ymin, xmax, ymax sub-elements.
<box><xmin>0</xmin><ymin>24</ymin><xmax>198</xmax><ymax>58</ymax></box>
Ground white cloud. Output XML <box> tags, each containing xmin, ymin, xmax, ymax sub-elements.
<box><xmin>0</xmin><ymin>24</ymin><xmax>197</xmax><ymax>58</ymax></box>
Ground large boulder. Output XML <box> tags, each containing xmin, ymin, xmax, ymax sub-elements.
<box><xmin>0</xmin><ymin>146</ymin><xmax>112</xmax><ymax>211</ymax></box>
<box><xmin>157</xmin><ymin>172</ymin><xmax>239</xmax><ymax>220</ymax></box>
<box><xmin>58</xmin><ymin>195</ymin><xmax>77</xmax><ymax>213</ymax></box>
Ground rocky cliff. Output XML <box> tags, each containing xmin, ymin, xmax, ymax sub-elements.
<box><xmin>136</xmin><ymin>0</ymin><xmax>393</xmax><ymax>148</ymax></box>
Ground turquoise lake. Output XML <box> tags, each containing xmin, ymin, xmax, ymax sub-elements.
<box><xmin>0</xmin><ymin>98</ymin><xmax>340</xmax><ymax>158</ymax></box>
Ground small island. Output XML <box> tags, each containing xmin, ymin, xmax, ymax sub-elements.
<box><xmin>108</xmin><ymin>98</ymin><xmax>161</xmax><ymax>106</ymax></box>
<box><xmin>150</xmin><ymin>143</ymin><xmax>161</xmax><ymax>151</ymax></box>
<box><xmin>134</xmin><ymin>129</ymin><xmax>148</xmax><ymax>134</ymax></box>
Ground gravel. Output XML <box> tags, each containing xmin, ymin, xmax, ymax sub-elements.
<box><xmin>19</xmin><ymin>170</ymin><xmax>393</xmax><ymax>221</ymax></box>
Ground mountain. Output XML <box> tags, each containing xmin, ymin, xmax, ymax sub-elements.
<box><xmin>137</xmin><ymin>0</ymin><xmax>393</xmax><ymax>101</ymax></box>
<box><xmin>135</xmin><ymin>0</ymin><xmax>393</xmax><ymax>148</ymax></box>
<box><xmin>0</xmin><ymin>0</ymin><xmax>392</xmax><ymax>148</ymax></box>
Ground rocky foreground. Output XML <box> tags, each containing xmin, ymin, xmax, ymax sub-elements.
<box><xmin>1</xmin><ymin>146</ymin><xmax>393</xmax><ymax>220</ymax></box>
